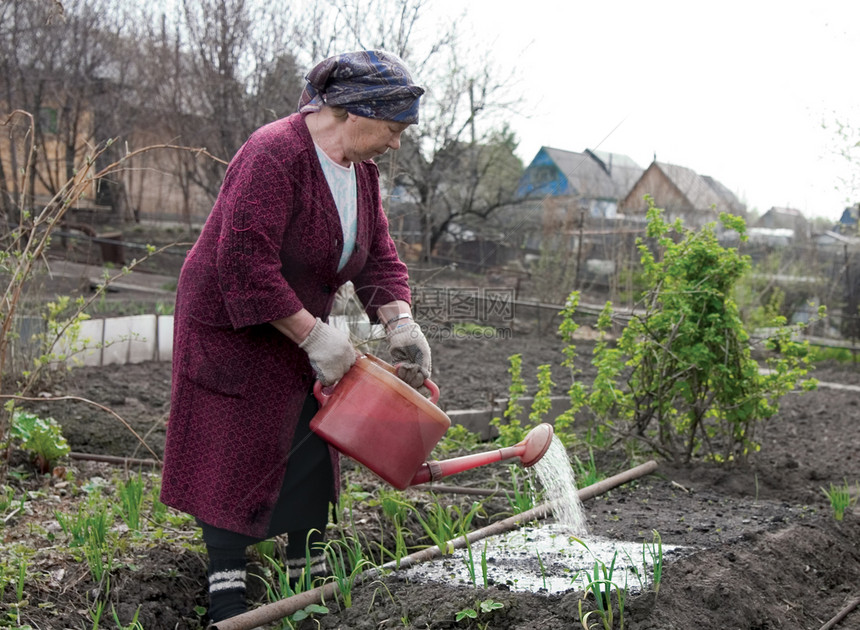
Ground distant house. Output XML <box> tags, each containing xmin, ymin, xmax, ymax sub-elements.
<box><xmin>834</xmin><ymin>204</ymin><xmax>859</xmax><ymax>235</ymax></box>
<box><xmin>1</xmin><ymin>100</ymin><xmax>214</xmax><ymax>225</ymax></box>
<box><xmin>620</xmin><ymin>161</ymin><xmax>746</xmax><ymax>227</ymax></box>
<box><xmin>813</xmin><ymin>229</ymin><xmax>860</xmax><ymax>254</ymax></box>
<box><xmin>0</xmin><ymin>104</ymin><xmax>103</xmax><ymax>212</ymax></box>
<box><xmin>755</xmin><ymin>207</ymin><xmax>810</xmax><ymax>239</ymax></box>
<box><xmin>515</xmin><ymin>147</ymin><xmax>643</xmax><ymax>219</ymax></box>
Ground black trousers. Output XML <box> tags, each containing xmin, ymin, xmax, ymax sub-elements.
<box><xmin>199</xmin><ymin>390</ymin><xmax>334</xmax><ymax>549</ymax></box>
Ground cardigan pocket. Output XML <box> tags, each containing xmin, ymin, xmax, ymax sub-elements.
<box><xmin>180</xmin><ymin>325</ymin><xmax>249</xmax><ymax>397</ymax></box>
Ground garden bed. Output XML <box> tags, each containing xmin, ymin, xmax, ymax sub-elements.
<box><xmin>3</xmin><ymin>333</ymin><xmax>860</xmax><ymax>629</ymax></box>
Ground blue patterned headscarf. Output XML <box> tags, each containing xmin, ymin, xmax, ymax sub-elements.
<box><xmin>298</xmin><ymin>50</ymin><xmax>424</xmax><ymax>124</ymax></box>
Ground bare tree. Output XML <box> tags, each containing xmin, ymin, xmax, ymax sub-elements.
<box><xmin>136</xmin><ymin>0</ymin><xmax>305</xmax><ymax>202</ymax></box>
<box><xmin>291</xmin><ymin>0</ymin><xmax>526</xmax><ymax>260</ymax></box>
<box><xmin>0</xmin><ymin>0</ymin><xmax>141</xmax><ymax>225</ymax></box>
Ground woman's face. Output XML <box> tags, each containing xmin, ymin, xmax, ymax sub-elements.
<box><xmin>343</xmin><ymin>114</ymin><xmax>410</xmax><ymax>163</ymax></box>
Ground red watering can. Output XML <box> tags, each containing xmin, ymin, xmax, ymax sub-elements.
<box><xmin>310</xmin><ymin>353</ymin><xmax>554</xmax><ymax>490</ymax></box>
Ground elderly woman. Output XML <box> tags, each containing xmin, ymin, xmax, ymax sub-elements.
<box><xmin>160</xmin><ymin>50</ymin><xmax>431</xmax><ymax>624</ymax></box>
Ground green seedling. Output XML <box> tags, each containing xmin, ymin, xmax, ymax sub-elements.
<box><xmin>455</xmin><ymin>599</ymin><xmax>504</xmax><ymax>627</ymax></box>
<box><xmin>480</xmin><ymin>541</ymin><xmax>490</xmax><ymax>589</ymax></box>
<box><xmin>504</xmin><ymin>464</ymin><xmax>536</xmax><ymax>515</ymax></box>
<box><xmin>376</xmin><ymin>489</ymin><xmax>411</xmax><ymax>566</ymax></box>
<box><xmin>294</xmin><ymin>529</ymin><xmax>323</xmax><ymax>594</ymax></box>
<box><xmin>322</xmin><ymin>535</ymin><xmax>374</xmax><ymax>609</ymax></box>
<box><xmin>572</xmin><ymin>449</ymin><xmax>603</xmax><ymax>488</ymax></box>
<box><xmin>537</xmin><ymin>549</ymin><xmax>548</xmax><ymax>591</ymax></box>
<box><xmin>116</xmin><ymin>472</ymin><xmax>145</xmax><ymax>531</ymax></box>
<box><xmin>254</xmin><ymin>539</ymin><xmax>276</xmax><ymax>564</ymax></box>
<box><xmin>291</xmin><ymin>603</ymin><xmax>329</xmax><ymax>624</ymax></box>
<box><xmin>463</xmin><ymin>536</ymin><xmax>477</xmax><ymax>587</ymax></box>
<box><xmin>57</xmin><ymin>495</ymin><xmax>111</xmax><ymax>550</ymax></box>
<box><xmin>572</xmin><ymin>537</ymin><xmax>628</xmax><ymax>630</ymax></box>
<box><xmin>84</xmin><ymin>528</ymin><xmax>114</xmax><ymax>584</ymax></box>
<box><xmin>90</xmin><ymin>599</ymin><xmax>105</xmax><ymax>629</ymax></box>
<box><xmin>821</xmin><ymin>479</ymin><xmax>858</xmax><ymax>521</ymax></box>
<box><xmin>259</xmin><ymin>553</ymin><xmax>299</xmax><ymax>602</ymax></box>
<box><xmin>111</xmin><ymin>604</ymin><xmax>143</xmax><ymax>630</ymax></box>
<box><xmin>0</xmin><ymin>485</ymin><xmax>16</xmax><ymax>514</ymax></box>
<box><xmin>16</xmin><ymin>558</ymin><xmax>27</xmax><ymax>602</ymax></box>
<box><xmin>643</xmin><ymin>530</ymin><xmax>663</xmax><ymax>595</ymax></box>
<box><xmin>409</xmin><ymin>498</ymin><xmax>485</xmax><ymax>554</ymax></box>
<box><xmin>149</xmin><ymin>483</ymin><xmax>168</xmax><ymax>526</ymax></box>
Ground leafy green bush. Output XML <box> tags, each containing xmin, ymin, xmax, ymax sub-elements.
<box><xmin>559</xmin><ymin>199</ymin><xmax>817</xmax><ymax>464</ymax></box>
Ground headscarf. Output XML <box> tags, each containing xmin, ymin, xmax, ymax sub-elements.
<box><xmin>298</xmin><ymin>50</ymin><xmax>424</xmax><ymax>124</ymax></box>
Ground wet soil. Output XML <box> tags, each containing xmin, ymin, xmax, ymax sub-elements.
<box><xmin>4</xmin><ymin>329</ymin><xmax>860</xmax><ymax>630</ymax></box>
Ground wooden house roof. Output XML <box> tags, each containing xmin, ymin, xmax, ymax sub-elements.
<box><xmin>701</xmin><ymin>175</ymin><xmax>746</xmax><ymax>216</ymax></box>
<box><xmin>755</xmin><ymin>207</ymin><xmax>808</xmax><ymax>230</ymax></box>
<box><xmin>622</xmin><ymin>161</ymin><xmax>744</xmax><ymax>216</ymax></box>
<box><xmin>516</xmin><ymin>146</ymin><xmax>642</xmax><ymax>201</ymax></box>
<box><xmin>656</xmin><ymin>162</ymin><xmax>726</xmax><ymax>210</ymax></box>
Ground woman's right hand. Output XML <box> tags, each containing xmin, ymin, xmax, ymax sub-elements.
<box><xmin>298</xmin><ymin>318</ymin><xmax>357</xmax><ymax>385</ymax></box>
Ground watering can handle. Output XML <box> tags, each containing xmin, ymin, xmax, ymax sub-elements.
<box><xmin>392</xmin><ymin>363</ymin><xmax>440</xmax><ymax>405</ymax></box>
<box><xmin>312</xmin><ymin>380</ymin><xmax>336</xmax><ymax>406</ymax></box>
<box><xmin>421</xmin><ymin>378</ymin><xmax>441</xmax><ymax>404</ymax></box>
<box><xmin>313</xmin><ymin>376</ymin><xmax>440</xmax><ymax>406</ymax></box>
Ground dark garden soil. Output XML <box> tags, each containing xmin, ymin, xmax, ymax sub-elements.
<box><xmin>4</xmin><ymin>328</ymin><xmax>860</xmax><ymax>630</ymax></box>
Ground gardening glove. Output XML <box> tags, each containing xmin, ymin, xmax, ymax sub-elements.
<box><xmin>299</xmin><ymin>318</ymin><xmax>357</xmax><ymax>386</ymax></box>
<box><xmin>386</xmin><ymin>320</ymin><xmax>432</xmax><ymax>396</ymax></box>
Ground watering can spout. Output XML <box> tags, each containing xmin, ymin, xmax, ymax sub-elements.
<box><xmin>408</xmin><ymin>423</ymin><xmax>554</xmax><ymax>486</ymax></box>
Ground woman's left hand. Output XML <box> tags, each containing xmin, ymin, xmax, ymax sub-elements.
<box><xmin>386</xmin><ymin>321</ymin><xmax>432</xmax><ymax>392</ymax></box>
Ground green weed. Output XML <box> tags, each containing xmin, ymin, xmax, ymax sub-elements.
<box><xmin>16</xmin><ymin>557</ymin><xmax>26</xmax><ymax>602</ymax></box>
<box><xmin>480</xmin><ymin>541</ymin><xmax>489</xmax><ymax>589</ymax></box>
<box><xmin>10</xmin><ymin>410</ymin><xmax>70</xmax><ymax>474</ymax></box>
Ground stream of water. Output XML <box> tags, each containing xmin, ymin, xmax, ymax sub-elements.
<box><xmin>532</xmin><ymin>435</ymin><xmax>588</xmax><ymax>535</ymax></box>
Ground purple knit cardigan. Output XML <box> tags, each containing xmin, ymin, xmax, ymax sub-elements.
<box><xmin>160</xmin><ymin>113</ymin><xmax>411</xmax><ymax>537</ymax></box>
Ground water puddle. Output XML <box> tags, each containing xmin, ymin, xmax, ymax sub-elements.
<box><xmin>403</xmin><ymin>524</ymin><xmax>688</xmax><ymax>594</ymax></box>
<box><xmin>402</xmin><ymin>435</ymin><xmax>688</xmax><ymax>594</ymax></box>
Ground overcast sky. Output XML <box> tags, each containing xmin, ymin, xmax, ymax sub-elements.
<box><xmin>440</xmin><ymin>0</ymin><xmax>859</xmax><ymax>221</ymax></box>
